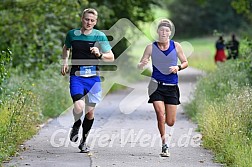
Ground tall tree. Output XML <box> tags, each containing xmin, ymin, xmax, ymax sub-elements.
<box><xmin>167</xmin><ymin>0</ymin><xmax>250</xmax><ymax>37</ymax></box>
<box><xmin>0</xmin><ymin>0</ymin><xmax>158</xmax><ymax>72</ymax></box>
<box><xmin>0</xmin><ymin>0</ymin><xmax>88</xmax><ymax>71</ymax></box>
<box><xmin>231</xmin><ymin>0</ymin><xmax>252</xmax><ymax>22</ymax></box>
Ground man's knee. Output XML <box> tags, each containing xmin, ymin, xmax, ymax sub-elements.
<box><xmin>85</xmin><ymin>106</ymin><xmax>95</xmax><ymax>119</ymax></box>
<box><xmin>74</xmin><ymin>100</ymin><xmax>85</xmax><ymax>113</ymax></box>
<box><xmin>85</xmin><ymin>112</ymin><xmax>94</xmax><ymax>120</ymax></box>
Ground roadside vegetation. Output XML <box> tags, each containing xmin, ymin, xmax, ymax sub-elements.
<box><xmin>185</xmin><ymin>39</ymin><xmax>252</xmax><ymax>166</ymax></box>
<box><xmin>0</xmin><ymin>64</ymin><xmax>71</xmax><ymax>162</ymax></box>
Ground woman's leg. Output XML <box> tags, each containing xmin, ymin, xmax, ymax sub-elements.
<box><xmin>164</xmin><ymin>104</ymin><xmax>177</xmax><ymax>127</ymax></box>
<box><xmin>153</xmin><ymin>101</ymin><xmax>166</xmax><ymax>144</ymax></box>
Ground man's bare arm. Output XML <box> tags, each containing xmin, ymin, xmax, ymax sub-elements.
<box><xmin>61</xmin><ymin>44</ymin><xmax>70</xmax><ymax>76</ymax></box>
<box><xmin>100</xmin><ymin>50</ymin><xmax>114</xmax><ymax>62</ymax></box>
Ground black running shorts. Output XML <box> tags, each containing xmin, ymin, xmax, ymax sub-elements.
<box><xmin>148</xmin><ymin>80</ymin><xmax>180</xmax><ymax>105</ymax></box>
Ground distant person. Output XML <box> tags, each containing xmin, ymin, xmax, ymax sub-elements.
<box><xmin>226</xmin><ymin>34</ymin><xmax>239</xmax><ymax>59</ymax></box>
<box><xmin>214</xmin><ymin>36</ymin><xmax>226</xmax><ymax>63</ymax></box>
<box><xmin>138</xmin><ymin>19</ymin><xmax>188</xmax><ymax>157</ymax></box>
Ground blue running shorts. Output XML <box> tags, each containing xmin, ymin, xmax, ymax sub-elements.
<box><xmin>70</xmin><ymin>75</ymin><xmax>102</xmax><ymax>106</ymax></box>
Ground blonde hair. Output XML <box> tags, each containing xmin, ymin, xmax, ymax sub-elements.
<box><xmin>158</xmin><ymin>19</ymin><xmax>172</xmax><ymax>30</ymax></box>
<box><xmin>82</xmin><ymin>8</ymin><xmax>98</xmax><ymax>18</ymax></box>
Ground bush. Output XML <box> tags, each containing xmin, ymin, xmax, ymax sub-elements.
<box><xmin>239</xmin><ymin>38</ymin><xmax>252</xmax><ymax>84</ymax></box>
<box><xmin>0</xmin><ymin>49</ymin><xmax>12</xmax><ymax>91</ymax></box>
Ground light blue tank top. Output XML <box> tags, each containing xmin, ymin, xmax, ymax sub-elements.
<box><xmin>151</xmin><ymin>40</ymin><xmax>178</xmax><ymax>84</ymax></box>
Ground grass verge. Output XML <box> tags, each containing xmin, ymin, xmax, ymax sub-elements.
<box><xmin>185</xmin><ymin>38</ymin><xmax>252</xmax><ymax>166</ymax></box>
<box><xmin>0</xmin><ymin>64</ymin><xmax>71</xmax><ymax>163</ymax></box>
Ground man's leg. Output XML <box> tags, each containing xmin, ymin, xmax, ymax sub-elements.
<box><xmin>78</xmin><ymin>80</ymin><xmax>101</xmax><ymax>152</ymax></box>
<box><xmin>79</xmin><ymin>105</ymin><xmax>95</xmax><ymax>152</ymax></box>
<box><xmin>70</xmin><ymin>99</ymin><xmax>85</xmax><ymax>142</ymax></box>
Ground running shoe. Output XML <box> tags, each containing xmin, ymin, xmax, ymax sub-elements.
<box><xmin>78</xmin><ymin>139</ymin><xmax>90</xmax><ymax>153</ymax></box>
<box><xmin>70</xmin><ymin>119</ymin><xmax>81</xmax><ymax>142</ymax></box>
<box><xmin>160</xmin><ymin>144</ymin><xmax>170</xmax><ymax>157</ymax></box>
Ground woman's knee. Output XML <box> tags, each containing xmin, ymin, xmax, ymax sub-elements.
<box><xmin>166</xmin><ymin>119</ymin><xmax>175</xmax><ymax>126</ymax></box>
<box><xmin>156</xmin><ymin>112</ymin><xmax>165</xmax><ymax>123</ymax></box>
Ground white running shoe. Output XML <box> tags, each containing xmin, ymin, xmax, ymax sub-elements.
<box><xmin>160</xmin><ymin>144</ymin><xmax>170</xmax><ymax>157</ymax></box>
<box><xmin>78</xmin><ymin>140</ymin><xmax>90</xmax><ymax>153</ymax></box>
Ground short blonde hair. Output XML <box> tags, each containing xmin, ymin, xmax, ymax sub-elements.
<box><xmin>82</xmin><ymin>8</ymin><xmax>98</xmax><ymax>18</ymax></box>
<box><xmin>158</xmin><ymin>19</ymin><xmax>172</xmax><ymax>30</ymax></box>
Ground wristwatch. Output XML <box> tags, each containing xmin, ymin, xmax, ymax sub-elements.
<box><xmin>98</xmin><ymin>53</ymin><xmax>103</xmax><ymax>59</ymax></box>
<box><xmin>178</xmin><ymin>65</ymin><xmax>182</xmax><ymax>71</ymax></box>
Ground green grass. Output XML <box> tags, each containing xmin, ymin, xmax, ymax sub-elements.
<box><xmin>197</xmin><ymin>88</ymin><xmax>252</xmax><ymax>166</ymax></box>
<box><xmin>0</xmin><ymin>89</ymin><xmax>42</xmax><ymax>163</ymax></box>
<box><xmin>185</xmin><ymin>37</ymin><xmax>217</xmax><ymax>72</ymax></box>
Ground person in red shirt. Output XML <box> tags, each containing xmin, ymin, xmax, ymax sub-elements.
<box><xmin>214</xmin><ymin>36</ymin><xmax>227</xmax><ymax>63</ymax></box>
